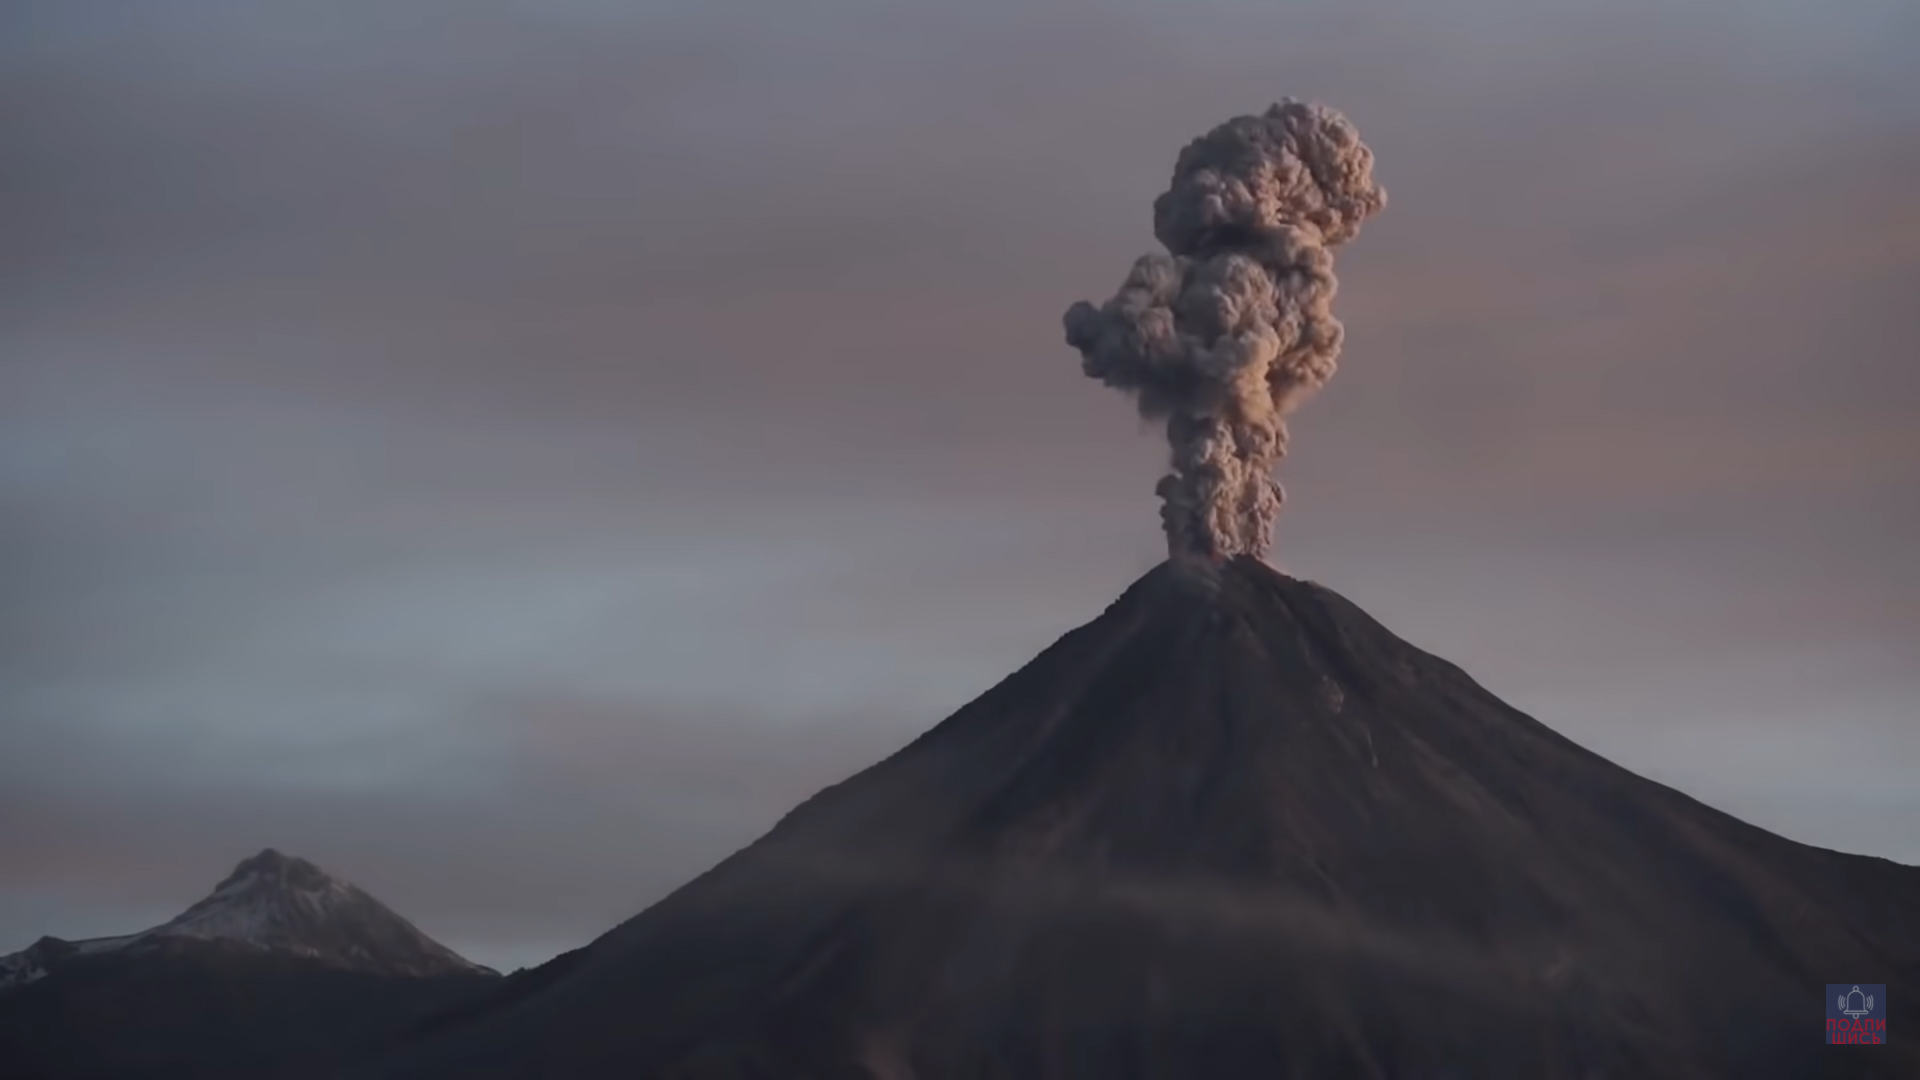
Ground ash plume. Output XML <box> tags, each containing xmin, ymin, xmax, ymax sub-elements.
<box><xmin>1064</xmin><ymin>100</ymin><xmax>1386</xmax><ymax>562</ymax></box>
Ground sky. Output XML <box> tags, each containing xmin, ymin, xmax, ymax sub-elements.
<box><xmin>3</xmin><ymin>0</ymin><xmax>1916</xmax><ymax>974</ymax></box>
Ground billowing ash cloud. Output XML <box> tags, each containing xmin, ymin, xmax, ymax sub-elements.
<box><xmin>1064</xmin><ymin>100</ymin><xmax>1386</xmax><ymax>562</ymax></box>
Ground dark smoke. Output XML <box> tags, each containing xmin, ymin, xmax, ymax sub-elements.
<box><xmin>1064</xmin><ymin>100</ymin><xmax>1386</xmax><ymax>562</ymax></box>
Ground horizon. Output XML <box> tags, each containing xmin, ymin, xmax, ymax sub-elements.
<box><xmin>4</xmin><ymin>0</ymin><xmax>1916</xmax><ymax>976</ymax></box>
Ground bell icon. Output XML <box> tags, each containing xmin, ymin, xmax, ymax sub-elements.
<box><xmin>1841</xmin><ymin>985</ymin><xmax>1875</xmax><ymax>1019</ymax></box>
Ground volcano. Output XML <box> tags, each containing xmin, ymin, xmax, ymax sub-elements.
<box><xmin>0</xmin><ymin>850</ymin><xmax>497</xmax><ymax>1078</ymax></box>
<box><xmin>0</xmin><ymin>849</ymin><xmax>493</xmax><ymax>989</ymax></box>
<box><xmin>359</xmin><ymin>558</ymin><xmax>1918</xmax><ymax>1079</ymax></box>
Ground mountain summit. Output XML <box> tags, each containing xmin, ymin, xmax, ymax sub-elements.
<box><xmin>0</xmin><ymin>849</ymin><xmax>491</xmax><ymax>989</ymax></box>
<box><xmin>0</xmin><ymin>850</ymin><xmax>498</xmax><ymax>1078</ymax></box>
<box><xmin>136</xmin><ymin>848</ymin><xmax>490</xmax><ymax>978</ymax></box>
<box><xmin>372</xmin><ymin>558</ymin><xmax>1916</xmax><ymax>1078</ymax></box>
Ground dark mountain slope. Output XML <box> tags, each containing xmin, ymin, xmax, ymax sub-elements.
<box><xmin>360</xmin><ymin>557</ymin><xmax>1919</xmax><ymax>1078</ymax></box>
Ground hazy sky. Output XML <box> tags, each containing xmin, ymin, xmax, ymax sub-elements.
<box><xmin>4</xmin><ymin>0</ymin><xmax>1916</xmax><ymax>973</ymax></box>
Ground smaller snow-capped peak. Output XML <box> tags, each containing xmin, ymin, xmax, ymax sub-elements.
<box><xmin>1</xmin><ymin>850</ymin><xmax>495</xmax><ymax>988</ymax></box>
<box><xmin>145</xmin><ymin>849</ymin><xmax>494</xmax><ymax>977</ymax></box>
<box><xmin>157</xmin><ymin>845</ymin><xmax>353</xmax><ymax>930</ymax></box>
<box><xmin>157</xmin><ymin>849</ymin><xmax>369</xmax><ymax>949</ymax></box>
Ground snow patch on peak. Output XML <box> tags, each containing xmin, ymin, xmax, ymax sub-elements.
<box><xmin>158</xmin><ymin>850</ymin><xmax>363</xmax><ymax>947</ymax></box>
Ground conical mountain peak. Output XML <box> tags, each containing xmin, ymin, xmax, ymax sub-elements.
<box><xmin>213</xmin><ymin>848</ymin><xmax>334</xmax><ymax>891</ymax></box>
<box><xmin>1</xmin><ymin>851</ymin><xmax>495</xmax><ymax>986</ymax></box>
<box><xmin>152</xmin><ymin>851</ymin><xmax>494</xmax><ymax>978</ymax></box>
<box><xmin>359</xmin><ymin>559</ymin><xmax>1920</xmax><ymax>1078</ymax></box>
<box><xmin>0</xmin><ymin>854</ymin><xmax>502</xmax><ymax>1078</ymax></box>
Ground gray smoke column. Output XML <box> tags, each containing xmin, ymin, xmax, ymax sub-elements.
<box><xmin>1064</xmin><ymin>100</ymin><xmax>1386</xmax><ymax>562</ymax></box>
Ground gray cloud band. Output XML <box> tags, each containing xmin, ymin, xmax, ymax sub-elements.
<box><xmin>1064</xmin><ymin>100</ymin><xmax>1386</xmax><ymax>562</ymax></box>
